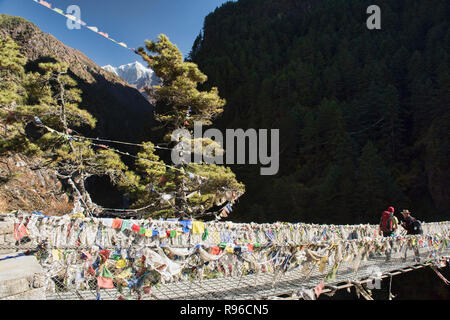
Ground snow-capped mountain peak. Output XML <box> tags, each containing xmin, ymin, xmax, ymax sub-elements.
<box><xmin>102</xmin><ymin>61</ymin><xmax>160</xmax><ymax>91</ymax></box>
<box><xmin>102</xmin><ymin>64</ymin><xmax>118</xmax><ymax>76</ymax></box>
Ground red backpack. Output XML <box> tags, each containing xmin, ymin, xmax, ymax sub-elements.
<box><xmin>380</xmin><ymin>211</ymin><xmax>393</xmax><ymax>235</ymax></box>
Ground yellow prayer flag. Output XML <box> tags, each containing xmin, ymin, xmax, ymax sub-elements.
<box><xmin>116</xmin><ymin>259</ymin><xmax>127</xmax><ymax>269</ymax></box>
<box><xmin>65</xmin><ymin>14</ymin><xmax>77</xmax><ymax>21</ymax></box>
<box><xmin>70</xmin><ymin>213</ymin><xmax>85</xmax><ymax>219</ymax></box>
<box><xmin>319</xmin><ymin>256</ymin><xmax>328</xmax><ymax>273</ymax></box>
<box><xmin>192</xmin><ymin>221</ymin><xmax>205</xmax><ymax>235</ymax></box>
<box><xmin>52</xmin><ymin>249</ymin><xmax>62</xmax><ymax>261</ymax></box>
<box><xmin>87</xmin><ymin>26</ymin><xmax>98</xmax><ymax>32</ymax></box>
<box><xmin>116</xmin><ymin>268</ymin><xmax>133</xmax><ymax>280</ymax></box>
<box><xmin>225</xmin><ymin>246</ymin><xmax>234</xmax><ymax>254</ymax></box>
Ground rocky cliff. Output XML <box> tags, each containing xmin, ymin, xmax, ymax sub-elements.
<box><xmin>0</xmin><ymin>153</ymin><xmax>72</xmax><ymax>215</ymax></box>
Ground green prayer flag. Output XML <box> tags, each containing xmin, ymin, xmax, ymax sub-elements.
<box><xmin>100</xmin><ymin>266</ymin><xmax>114</xmax><ymax>278</ymax></box>
<box><xmin>110</xmin><ymin>254</ymin><xmax>121</xmax><ymax>261</ymax></box>
<box><xmin>324</xmin><ymin>263</ymin><xmax>339</xmax><ymax>282</ymax></box>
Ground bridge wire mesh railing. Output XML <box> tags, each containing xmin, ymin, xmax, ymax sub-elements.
<box><xmin>1</xmin><ymin>214</ymin><xmax>449</xmax><ymax>300</ymax></box>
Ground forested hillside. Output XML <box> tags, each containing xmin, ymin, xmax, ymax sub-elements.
<box><xmin>189</xmin><ymin>0</ymin><xmax>450</xmax><ymax>224</ymax></box>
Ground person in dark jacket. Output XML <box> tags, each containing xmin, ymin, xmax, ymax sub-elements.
<box><xmin>400</xmin><ymin>209</ymin><xmax>422</xmax><ymax>262</ymax></box>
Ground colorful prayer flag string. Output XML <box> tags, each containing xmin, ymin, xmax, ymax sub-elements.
<box><xmin>32</xmin><ymin>0</ymin><xmax>141</xmax><ymax>55</ymax></box>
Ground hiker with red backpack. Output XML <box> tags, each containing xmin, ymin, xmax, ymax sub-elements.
<box><xmin>379</xmin><ymin>206</ymin><xmax>398</xmax><ymax>261</ymax></box>
<box><xmin>379</xmin><ymin>206</ymin><xmax>398</xmax><ymax>237</ymax></box>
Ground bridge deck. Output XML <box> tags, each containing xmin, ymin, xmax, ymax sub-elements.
<box><xmin>45</xmin><ymin>249</ymin><xmax>450</xmax><ymax>300</ymax></box>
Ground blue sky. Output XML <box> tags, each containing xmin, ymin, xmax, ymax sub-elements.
<box><xmin>0</xmin><ymin>0</ymin><xmax>232</xmax><ymax>67</ymax></box>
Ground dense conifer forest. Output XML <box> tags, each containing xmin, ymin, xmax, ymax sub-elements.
<box><xmin>189</xmin><ymin>0</ymin><xmax>450</xmax><ymax>224</ymax></box>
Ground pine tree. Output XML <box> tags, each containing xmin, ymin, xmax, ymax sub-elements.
<box><xmin>121</xmin><ymin>34</ymin><xmax>245</xmax><ymax>219</ymax></box>
<box><xmin>0</xmin><ymin>37</ymin><xmax>34</xmax><ymax>155</ymax></box>
<box><xmin>138</xmin><ymin>34</ymin><xmax>226</xmax><ymax>131</ymax></box>
<box><xmin>0</xmin><ymin>37</ymin><xmax>26</xmax><ymax>108</ymax></box>
<box><xmin>31</xmin><ymin>62</ymin><xmax>127</xmax><ymax>214</ymax></box>
<box><xmin>1</xmin><ymin>38</ymin><xmax>128</xmax><ymax>215</ymax></box>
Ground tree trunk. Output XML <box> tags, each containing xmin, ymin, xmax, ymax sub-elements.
<box><xmin>174</xmin><ymin>164</ymin><xmax>189</xmax><ymax>218</ymax></box>
<box><xmin>66</xmin><ymin>177</ymin><xmax>91</xmax><ymax>215</ymax></box>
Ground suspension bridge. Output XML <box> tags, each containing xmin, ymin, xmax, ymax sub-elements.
<box><xmin>0</xmin><ymin>213</ymin><xmax>448</xmax><ymax>300</ymax></box>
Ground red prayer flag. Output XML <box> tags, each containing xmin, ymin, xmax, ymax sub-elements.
<box><xmin>112</xmin><ymin>219</ymin><xmax>122</xmax><ymax>229</ymax></box>
<box><xmin>132</xmin><ymin>224</ymin><xmax>140</xmax><ymax>232</ymax></box>
<box><xmin>39</xmin><ymin>1</ymin><xmax>52</xmax><ymax>9</ymax></box>
<box><xmin>99</xmin><ymin>249</ymin><xmax>110</xmax><ymax>261</ymax></box>
<box><xmin>211</xmin><ymin>246</ymin><xmax>221</xmax><ymax>255</ymax></box>
<box><xmin>221</xmin><ymin>208</ymin><xmax>228</xmax><ymax>218</ymax></box>
<box><xmin>314</xmin><ymin>281</ymin><xmax>325</xmax><ymax>298</ymax></box>
<box><xmin>87</xmin><ymin>266</ymin><xmax>96</xmax><ymax>276</ymax></box>
<box><xmin>143</xmin><ymin>286</ymin><xmax>151</xmax><ymax>294</ymax></box>
<box><xmin>97</xmin><ymin>276</ymin><xmax>114</xmax><ymax>289</ymax></box>
<box><xmin>14</xmin><ymin>223</ymin><xmax>28</xmax><ymax>241</ymax></box>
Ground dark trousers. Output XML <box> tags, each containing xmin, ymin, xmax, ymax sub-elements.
<box><xmin>404</xmin><ymin>231</ymin><xmax>422</xmax><ymax>260</ymax></box>
<box><xmin>383</xmin><ymin>232</ymin><xmax>394</xmax><ymax>260</ymax></box>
